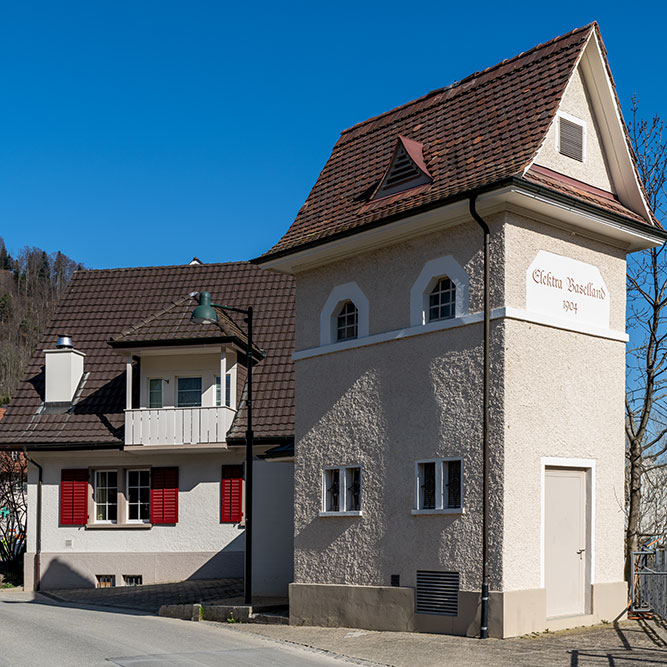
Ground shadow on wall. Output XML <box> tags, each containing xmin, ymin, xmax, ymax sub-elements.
<box><xmin>187</xmin><ymin>533</ymin><xmax>245</xmax><ymax>580</ymax></box>
<box><xmin>40</xmin><ymin>558</ymin><xmax>93</xmax><ymax>590</ymax></box>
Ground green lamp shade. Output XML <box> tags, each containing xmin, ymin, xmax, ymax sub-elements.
<box><xmin>191</xmin><ymin>291</ymin><xmax>218</xmax><ymax>324</ymax></box>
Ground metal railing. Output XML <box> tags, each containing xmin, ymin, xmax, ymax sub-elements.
<box><xmin>630</xmin><ymin>538</ymin><xmax>667</xmax><ymax>619</ymax></box>
<box><xmin>124</xmin><ymin>405</ymin><xmax>235</xmax><ymax>445</ymax></box>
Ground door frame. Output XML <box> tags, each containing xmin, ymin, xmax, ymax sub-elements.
<box><xmin>540</xmin><ymin>457</ymin><xmax>595</xmax><ymax>616</ymax></box>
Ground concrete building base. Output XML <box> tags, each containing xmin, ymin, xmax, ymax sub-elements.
<box><xmin>24</xmin><ymin>550</ymin><xmax>244</xmax><ymax>591</ymax></box>
<box><xmin>289</xmin><ymin>581</ymin><xmax>629</xmax><ymax>638</ymax></box>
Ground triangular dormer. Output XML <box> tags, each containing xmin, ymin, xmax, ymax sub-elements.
<box><xmin>372</xmin><ymin>135</ymin><xmax>432</xmax><ymax>199</ymax></box>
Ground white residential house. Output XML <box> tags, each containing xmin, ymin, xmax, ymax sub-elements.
<box><xmin>256</xmin><ymin>23</ymin><xmax>667</xmax><ymax>637</ymax></box>
<box><xmin>0</xmin><ymin>261</ymin><xmax>295</xmax><ymax>595</ymax></box>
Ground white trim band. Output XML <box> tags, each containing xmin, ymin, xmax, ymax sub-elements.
<box><xmin>294</xmin><ymin>306</ymin><xmax>627</xmax><ymax>360</ymax></box>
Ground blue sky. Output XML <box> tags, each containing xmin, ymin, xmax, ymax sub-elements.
<box><xmin>0</xmin><ymin>1</ymin><xmax>665</xmax><ymax>269</ymax></box>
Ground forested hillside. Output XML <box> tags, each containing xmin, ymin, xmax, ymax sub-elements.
<box><xmin>0</xmin><ymin>237</ymin><xmax>81</xmax><ymax>405</ymax></box>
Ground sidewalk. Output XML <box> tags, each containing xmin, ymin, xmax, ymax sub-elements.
<box><xmin>225</xmin><ymin>617</ymin><xmax>667</xmax><ymax>666</ymax></box>
<box><xmin>44</xmin><ymin>577</ymin><xmax>243</xmax><ymax>613</ymax></box>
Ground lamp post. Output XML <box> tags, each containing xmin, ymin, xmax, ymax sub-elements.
<box><xmin>192</xmin><ymin>291</ymin><xmax>254</xmax><ymax>605</ymax></box>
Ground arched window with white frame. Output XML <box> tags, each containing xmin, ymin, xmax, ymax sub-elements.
<box><xmin>319</xmin><ymin>282</ymin><xmax>370</xmax><ymax>346</ymax></box>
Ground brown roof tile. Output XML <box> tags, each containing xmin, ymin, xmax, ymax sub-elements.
<box><xmin>0</xmin><ymin>263</ymin><xmax>294</xmax><ymax>447</ymax></box>
<box><xmin>259</xmin><ymin>23</ymin><xmax>655</xmax><ymax>262</ymax></box>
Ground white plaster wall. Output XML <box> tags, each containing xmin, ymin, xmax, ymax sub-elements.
<box><xmin>502</xmin><ymin>320</ymin><xmax>626</xmax><ymax>591</ymax></box>
<box><xmin>295</xmin><ymin>216</ymin><xmax>505</xmax><ymax>351</ymax></box>
<box><xmin>293</xmin><ymin>322</ymin><xmax>505</xmax><ymax>592</ymax></box>
<box><xmin>140</xmin><ymin>352</ymin><xmax>236</xmax><ymax>409</ymax></box>
<box><xmin>31</xmin><ymin>450</ymin><xmax>246</xmax><ymax>554</ymax></box>
<box><xmin>253</xmin><ymin>460</ymin><xmax>294</xmax><ymax>596</ymax></box>
<box><xmin>534</xmin><ymin>66</ymin><xmax>614</xmax><ymax>192</ymax></box>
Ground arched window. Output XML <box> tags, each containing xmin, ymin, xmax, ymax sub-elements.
<box><xmin>428</xmin><ymin>277</ymin><xmax>456</xmax><ymax>322</ymax></box>
<box><xmin>336</xmin><ymin>301</ymin><xmax>358</xmax><ymax>341</ymax></box>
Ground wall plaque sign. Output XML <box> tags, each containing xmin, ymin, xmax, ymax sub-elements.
<box><xmin>526</xmin><ymin>250</ymin><xmax>610</xmax><ymax>328</ymax></box>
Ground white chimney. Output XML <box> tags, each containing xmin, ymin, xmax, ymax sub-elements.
<box><xmin>44</xmin><ymin>334</ymin><xmax>85</xmax><ymax>404</ymax></box>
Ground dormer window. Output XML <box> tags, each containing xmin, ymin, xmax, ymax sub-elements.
<box><xmin>558</xmin><ymin>113</ymin><xmax>585</xmax><ymax>162</ymax></box>
<box><xmin>428</xmin><ymin>277</ymin><xmax>456</xmax><ymax>322</ymax></box>
<box><xmin>336</xmin><ymin>301</ymin><xmax>358</xmax><ymax>341</ymax></box>
<box><xmin>373</xmin><ymin>135</ymin><xmax>432</xmax><ymax>199</ymax></box>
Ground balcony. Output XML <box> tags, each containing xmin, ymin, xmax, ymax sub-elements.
<box><xmin>124</xmin><ymin>406</ymin><xmax>236</xmax><ymax>446</ymax></box>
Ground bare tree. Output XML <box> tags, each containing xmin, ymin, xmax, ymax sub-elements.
<box><xmin>625</xmin><ymin>96</ymin><xmax>667</xmax><ymax>580</ymax></box>
<box><xmin>0</xmin><ymin>452</ymin><xmax>26</xmax><ymax>583</ymax></box>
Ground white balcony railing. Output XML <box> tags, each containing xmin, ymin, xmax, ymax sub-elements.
<box><xmin>124</xmin><ymin>406</ymin><xmax>236</xmax><ymax>446</ymax></box>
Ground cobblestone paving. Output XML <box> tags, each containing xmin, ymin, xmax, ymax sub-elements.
<box><xmin>46</xmin><ymin>578</ymin><xmax>243</xmax><ymax>613</ymax></box>
<box><xmin>229</xmin><ymin>618</ymin><xmax>667</xmax><ymax>666</ymax></box>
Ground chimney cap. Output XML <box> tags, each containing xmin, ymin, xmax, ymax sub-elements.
<box><xmin>56</xmin><ymin>335</ymin><xmax>73</xmax><ymax>349</ymax></box>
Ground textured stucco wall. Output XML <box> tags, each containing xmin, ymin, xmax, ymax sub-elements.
<box><xmin>503</xmin><ymin>211</ymin><xmax>627</xmax><ymax>332</ymax></box>
<box><xmin>293</xmin><ymin>322</ymin><xmax>505</xmax><ymax>592</ymax></box>
<box><xmin>295</xmin><ymin>216</ymin><xmax>505</xmax><ymax>351</ymax></box>
<box><xmin>534</xmin><ymin>65</ymin><xmax>614</xmax><ymax>192</ymax></box>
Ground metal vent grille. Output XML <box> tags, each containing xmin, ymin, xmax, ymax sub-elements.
<box><xmin>559</xmin><ymin>117</ymin><xmax>584</xmax><ymax>161</ymax></box>
<box><xmin>416</xmin><ymin>570</ymin><xmax>459</xmax><ymax>616</ymax></box>
<box><xmin>376</xmin><ymin>144</ymin><xmax>430</xmax><ymax>197</ymax></box>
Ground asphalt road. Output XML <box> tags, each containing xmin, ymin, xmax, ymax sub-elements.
<box><xmin>0</xmin><ymin>590</ymin><xmax>349</xmax><ymax>667</ymax></box>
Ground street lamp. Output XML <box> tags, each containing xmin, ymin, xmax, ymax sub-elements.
<box><xmin>192</xmin><ymin>291</ymin><xmax>255</xmax><ymax>605</ymax></box>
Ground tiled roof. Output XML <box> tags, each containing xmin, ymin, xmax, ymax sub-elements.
<box><xmin>109</xmin><ymin>293</ymin><xmax>261</xmax><ymax>356</ymax></box>
<box><xmin>0</xmin><ymin>263</ymin><xmax>294</xmax><ymax>447</ymax></box>
<box><xmin>259</xmin><ymin>23</ymin><xmax>654</xmax><ymax>261</ymax></box>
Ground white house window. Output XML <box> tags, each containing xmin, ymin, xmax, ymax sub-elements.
<box><xmin>336</xmin><ymin>301</ymin><xmax>358</xmax><ymax>341</ymax></box>
<box><xmin>177</xmin><ymin>377</ymin><xmax>202</xmax><ymax>407</ymax></box>
<box><xmin>414</xmin><ymin>459</ymin><xmax>462</xmax><ymax>514</ymax></box>
<box><xmin>126</xmin><ymin>469</ymin><xmax>150</xmax><ymax>522</ymax></box>
<box><xmin>94</xmin><ymin>470</ymin><xmax>118</xmax><ymax>523</ymax></box>
<box><xmin>322</xmin><ymin>465</ymin><xmax>362</xmax><ymax>516</ymax></box>
<box><xmin>216</xmin><ymin>374</ymin><xmax>232</xmax><ymax>408</ymax></box>
<box><xmin>148</xmin><ymin>379</ymin><xmax>163</xmax><ymax>408</ymax></box>
<box><xmin>428</xmin><ymin>277</ymin><xmax>456</xmax><ymax>322</ymax></box>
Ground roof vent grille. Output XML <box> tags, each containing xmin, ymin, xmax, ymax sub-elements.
<box><xmin>559</xmin><ymin>117</ymin><xmax>584</xmax><ymax>162</ymax></box>
<box><xmin>416</xmin><ymin>570</ymin><xmax>459</xmax><ymax>616</ymax></box>
<box><xmin>373</xmin><ymin>136</ymin><xmax>432</xmax><ymax>199</ymax></box>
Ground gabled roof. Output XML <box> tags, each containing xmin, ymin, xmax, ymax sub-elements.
<box><xmin>258</xmin><ymin>23</ymin><xmax>659</xmax><ymax>264</ymax></box>
<box><xmin>0</xmin><ymin>262</ymin><xmax>294</xmax><ymax>448</ymax></box>
<box><xmin>108</xmin><ymin>292</ymin><xmax>263</xmax><ymax>359</ymax></box>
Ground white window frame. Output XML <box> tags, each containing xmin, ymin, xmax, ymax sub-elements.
<box><xmin>319</xmin><ymin>282</ymin><xmax>370</xmax><ymax>346</ymax></box>
<box><xmin>148</xmin><ymin>378</ymin><xmax>164</xmax><ymax>409</ymax></box>
<box><xmin>555</xmin><ymin>111</ymin><xmax>587</xmax><ymax>163</ymax></box>
<box><xmin>125</xmin><ymin>468</ymin><xmax>151</xmax><ymax>524</ymax></box>
<box><xmin>93</xmin><ymin>469</ymin><xmax>119</xmax><ymax>524</ymax></box>
<box><xmin>320</xmin><ymin>465</ymin><xmax>363</xmax><ymax>517</ymax></box>
<box><xmin>216</xmin><ymin>373</ymin><xmax>233</xmax><ymax>408</ymax></box>
<box><xmin>410</xmin><ymin>256</ymin><xmax>469</xmax><ymax>327</ymax></box>
<box><xmin>176</xmin><ymin>376</ymin><xmax>203</xmax><ymax>408</ymax></box>
<box><xmin>412</xmin><ymin>457</ymin><xmax>464</xmax><ymax>515</ymax></box>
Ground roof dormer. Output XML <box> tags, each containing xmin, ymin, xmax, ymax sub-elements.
<box><xmin>372</xmin><ymin>135</ymin><xmax>432</xmax><ymax>199</ymax></box>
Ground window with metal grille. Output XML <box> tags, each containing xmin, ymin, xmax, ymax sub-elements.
<box><xmin>123</xmin><ymin>575</ymin><xmax>143</xmax><ymax>586</ymax></box>
<box><xmin>416</xmin><ymin>571</ymin><xmax>459</xmax><ymax>616</ymax></box>
<box><xmin>559</xmin><ymin>117</ymin><xmax>584</xmax><ymax>161</ymax></box>
<box><xmin>96</xmin><ymin>574</ymin><xmax>115</xmax><ymax>589</ymax></box>
<box><xmin>323</xmin><ymin>465</ymin><xmax>362</xmax><ymax>514</ymax></box>
<box><xmin>415</xmin><ymin>458</ymin><xmax>463</xmax><ymax>512</ymax></box>
<box><xmin>336</xmin><ymin>301</ymin><xmax>358</xmax><ymax>341</ymax></box>
<box><xmin>428</xmin><ymin>277</ymin><xmax>456</xmax><ymax>322</ymax></box>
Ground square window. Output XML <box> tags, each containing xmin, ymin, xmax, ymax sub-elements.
<box><xmin>177</xmin><ymin>377</ymin><xmax>202</xmax><ymax>407</ymax></box>
<box><xmin>322</xmin><ymin>466</ymin><xmax>362</xmax><ymax>514</ymax></box>
<box><xmin>415</xmin><ymin>459</ymin><xmax>462</xmax><ymax>512</ymax></box>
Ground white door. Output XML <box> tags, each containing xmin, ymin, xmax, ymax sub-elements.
<box><xmin>545</xmin><ymin>467</ymin><xmax>588</xmax><ymax>618</ymax></box>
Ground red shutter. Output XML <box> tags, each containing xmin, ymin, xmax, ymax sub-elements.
<box><xmin>151</xmin><ymin>467</ymin><xmax>179</xmax><ymax>524</ymax></box>
<box><xmin>60</xmin><ymin>469</ymin><xmax>88</xmax><ymax>526</ymax></box>
<box><xmin>221</xmin><ymin>465</ymin><xmax>244</xmax><ymax>523</ymax></box>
